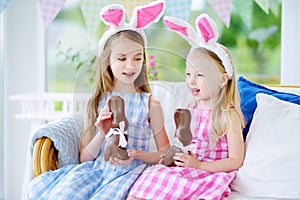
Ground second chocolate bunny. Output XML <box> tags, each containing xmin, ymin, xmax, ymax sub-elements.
<box><xmin>162</xmin><ymin>108</ymin><xmax>192</xmax><ymax>166</ymax></box>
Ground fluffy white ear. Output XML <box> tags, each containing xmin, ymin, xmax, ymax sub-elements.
<box><xmin>163</xmin><ymin>16</ymin><xmax>199</xmax><ymax>47</ymax></box>
<box><xmin>130</xmin><ymin>0</ymin><xmax>165</xmax><ymax>28</ymax></box>
<box><xmin>195</xmin><ymin>13</ymin><xmax>218</xmax><ymax>44</ymax></box>
<box><xmin>100</xmin><ymin>4</ymin><xmax>125</xmax><ymax>27</ymax></box>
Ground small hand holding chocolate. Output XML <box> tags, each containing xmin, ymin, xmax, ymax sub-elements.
<box><xmin>95</xmin><ymin>108</ymin><xmax>112</xmax><ymax>135</ymax></box>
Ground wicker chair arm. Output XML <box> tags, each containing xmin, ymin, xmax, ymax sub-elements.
<box><xmin>33</xmin><ymin>137</ymin><xmax>58</xmax><ymax>178</ymax></box>
<box><xmin>31</xmin><ymin>114</ymin><xmax>84</xmax><ymax>178</ymax></box>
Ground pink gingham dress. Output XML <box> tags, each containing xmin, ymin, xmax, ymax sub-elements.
<box><xmin>129</xmin><ymin>105</ymin><xmax>237</xmax><ymax>200</ymax></box>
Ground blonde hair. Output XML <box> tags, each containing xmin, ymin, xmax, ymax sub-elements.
<box><xmin>195</xmin><ymin>46</ymin><xmax>244</xmax><ymax>146</ymax></box>
<box><xmin>79</xmin><ymin>30</ymin><xmax>151</xmax><ymax>151</ymax></box>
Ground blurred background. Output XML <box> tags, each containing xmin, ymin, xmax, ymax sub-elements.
<box><xmin>45</xmin><ymin>0</ymin><xmax>282</xmax><ymax>94</ymax></box>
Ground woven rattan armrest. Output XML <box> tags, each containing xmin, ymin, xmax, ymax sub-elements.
<box><xmin>33</xmin><ymin>137</ymin><xmax>58</xmax><ymax>178</ymax></box>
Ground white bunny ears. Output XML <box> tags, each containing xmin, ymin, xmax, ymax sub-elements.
<box><xmin>164</xmin><ymin>14</ymin><xmax>234</xmax><ymax>79</ymax></box>
<box><xmin>98</xmin><ymin>0</ymin><xmax>165</xmax><ymax>56</ymax></box>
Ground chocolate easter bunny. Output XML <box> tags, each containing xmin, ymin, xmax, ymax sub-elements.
<box><xmin>104</xmin><ymin>96</ymin><xmax>129</xmax><ymax>161</ymax></box>
<box><xmin>162</xmin><ymin>108</ymin><xmax>193</xmax><ymax>166</ymax></box>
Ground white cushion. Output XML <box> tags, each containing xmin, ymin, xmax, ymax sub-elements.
<box><xmin>230</xmin><ymin>93</ymin><xmax>300</xmax><ymax>198</ymax></box>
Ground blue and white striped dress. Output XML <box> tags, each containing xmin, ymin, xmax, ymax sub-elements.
<box><xmin>27</xmin><ymin>92</ymin><xmax>152</xmax><ymax>200</ymax></box>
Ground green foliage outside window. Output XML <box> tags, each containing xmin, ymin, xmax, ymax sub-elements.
<box><xmin>47</xmin><ymin>1</ymin><xmax>282</xmax><ymax>92</ymax></box>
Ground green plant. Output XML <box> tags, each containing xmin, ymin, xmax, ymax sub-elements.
<box><xmin>56</xmin><ymin>41</ymin><xmax>97</xmax><ymax>85</ymax></box>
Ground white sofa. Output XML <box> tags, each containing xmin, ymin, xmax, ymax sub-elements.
<box><xmin>27</xmin><ymin>80</ymin><xmax>300</xmax><ymax>199</ymax></box>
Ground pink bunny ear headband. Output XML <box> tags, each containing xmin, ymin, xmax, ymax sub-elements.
<box><xmin>164</xmin><ymin>14</ymin><xmax>234</xmax><ymax>79</ymax></box>
<box><xmin>98</xmin><ymin>0</ymin><xmax>165</xmax><ymax>56</ymax></box>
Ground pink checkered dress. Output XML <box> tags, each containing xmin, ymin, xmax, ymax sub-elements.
<box><xmin>129</xmin><ymin>106</ymin><xmax>237</xmax><ymax>200</ymax></box>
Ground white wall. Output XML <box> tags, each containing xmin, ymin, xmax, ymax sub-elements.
<box><xmin>281</xmin><ymin>0</ymin><xmax>300</xmax><ymax>85</ymax></box>
<box><xmin>0</xmin><ymin>13</ymin><xmax>4</xmax><ymax>200</ymax></box>
<box><xmin>3</xmin><ymin>0</ymin><xmax>45</xmax><ymax>199</ymax></box>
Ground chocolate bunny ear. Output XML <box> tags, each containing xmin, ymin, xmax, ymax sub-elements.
<box><xmin>130</xmin><ymin>0</ymin><xmax>165</xmax><ymax>28</ymax></box>
<box><xmin>100</xmin><ymin>4</ymin><xmax>125</xmax><ymax>28</ymax></box>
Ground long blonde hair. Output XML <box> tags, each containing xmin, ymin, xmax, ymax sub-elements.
<box><xmin>196</xmin><ymin>46</ymin><xmax>244</xmax><ymax>146</ymax></box>
<box><xmin>79</xmin><ymin>30</ymin><xmax>151</xmax><ymax>151</ymax></box>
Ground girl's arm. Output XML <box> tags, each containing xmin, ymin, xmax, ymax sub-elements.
<box><xmin>128</xmin><ymin>96</ymin><xmax>170</xmax><ymax>164</ymax></box>
<box><xmin>80</xmin><ymin>108</ymin><xmax>111</xmax><ymax>163</ymax></box>
<box><xmin>174</xmin><ymin>110</ymin><xmax>245</xmax><ymax>172</ymax></box>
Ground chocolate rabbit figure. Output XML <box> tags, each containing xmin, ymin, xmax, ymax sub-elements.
<box><xmin>104</xmin><ymin>96</ymin><xmax>129</xmax><ymax>162</ymax></box>
<box><xmin>162</xmin><ymin>108</ymin><xmax>192</xmax><ymax>166</ymax></box>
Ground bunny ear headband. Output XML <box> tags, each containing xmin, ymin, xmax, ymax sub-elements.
<box><xmin>164</xmin><ymin>14</ymin><xmax>233</xmax><ymax>79</ymax></box>
<box><xmin>98</xmin><ymin>0</ymin><xmax>165</xmax><ymax>56</ymax></box>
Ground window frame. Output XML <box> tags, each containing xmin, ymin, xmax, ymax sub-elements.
<box><xmin>0</xmin><ymin>12</ymin><xmax>4</xmax><ymax>200</ymax></box>
<box><xmin>280</xmin><ymin>0</ymin><xmax>300</xmax><ymax>85</ymax></box>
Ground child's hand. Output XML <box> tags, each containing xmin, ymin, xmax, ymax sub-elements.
<box><xmin>95</xmin><ymin>108</ymin><xmax>112</xmax><ymax>135</ymax></box>
<box><xmin>127</xmin><ymin>149</ymin><xmax>141</xmax><ymax>158</ymax></box>
<box><xmin>173</xmin><ymin>151</ymin><xmax>200</xmax><ymax>168</ymax></box>
<box><xmin>109</xmin><ymin>156</ymin><xmax>134</xmax><ymax>166</ymax></box>
<box><xmin>108</xmin><ymin>149</ymin><xmax>141</xmax><ymax>165</ymax></box>
<box><xmin>158</xmin><ymin>153</ymin><xmax>165</xmax><ymax>164</ymax></box>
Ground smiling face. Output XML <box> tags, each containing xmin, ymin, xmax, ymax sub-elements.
<box><xmin>186</xmin><ymin>48</ymin><xmax>226</xmax><ymax>108</ymax></box>
<box><xmin>109</xmin><ymin>35</ymin><xmax>144</xmax><ymax>91</ymax></box>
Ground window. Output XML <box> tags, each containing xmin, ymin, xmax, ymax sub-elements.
<box><xmin>46</xmin><ymin>0</ymin><xmax>93</xmax><ymax>93</ymax></box>
<box><xmin>46</xmin><ymin>0</ymin><xmax>282</xmax><ymax>93</ymax></box>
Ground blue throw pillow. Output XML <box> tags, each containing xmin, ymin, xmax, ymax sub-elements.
<box><xmin>237</xmin><ymin>76</ymin><xmax>300</xmax><ymax>139</ymax></box>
